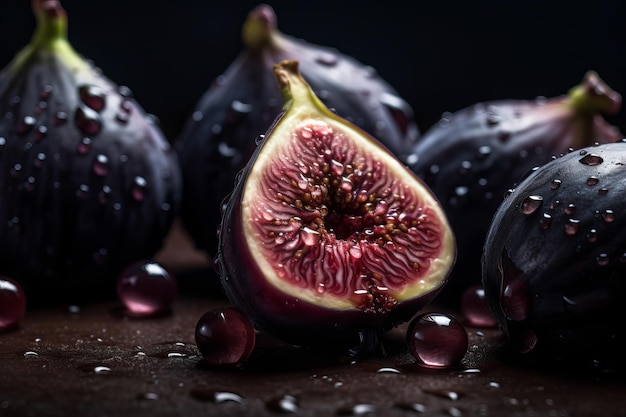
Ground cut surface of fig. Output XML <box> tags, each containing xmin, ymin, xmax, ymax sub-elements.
<box><xmin>219</xmin><ymin>61</ymin><xmax>454</xmax><ymax>347</ymax></box>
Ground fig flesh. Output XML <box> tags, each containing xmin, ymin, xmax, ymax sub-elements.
<box><xmin>0</xmin><ymin>1</ymin><xmax>181</xmax><ymax>303</ymax></box>
<box><xmin>408</xmin><ymin>71</ymin><xmax>623</xmax><ymax>304</ymax></box>
<box><xmin>177</xmin><ymin>4</ymin><xmax>419</xmax><ymax>264</ymax></box>
<box><xmin>217</xmin><ymin>60</ymin><xmax>454</xmax><ymax>348</ymax></box>
<box><xmin>482</xmin><ymin>142</ymin><xmax>626</xmax><ymax>372</ymax></box>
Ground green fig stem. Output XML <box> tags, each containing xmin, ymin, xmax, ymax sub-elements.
<box><xmin>567</xmin><ymin>70</ymin><xmax>622</xmax><ymax>116</ymax></box>
<box><xmin>242</xmin><ymin>4</ymin><xmax>277</xmax><ymax>50</ymax></box>
<box><xmin>10</xmin><ymin>0</ymin><xmax>84</xmax><ymax>73</ymax></box>
<box><xmin>273</xmin><ymin>60</ymin><xmax>333</xmax><ymax>117</ymax></box>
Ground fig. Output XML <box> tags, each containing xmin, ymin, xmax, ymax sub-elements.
<box><xmin>482</xmin><ymin>142</ymin><xmax>626</xmax><ymax>371</ymax></box>
<box><xmin>0</xmin><ymin>1</ymin><xmax>181</xmax><ymax>303</ymax></box>
<box><xmin>408</xmin><ymin>71</ymin><xmax>623</xmax><ymax>304</ymax></box>
<box><xmin>176</xmin><ymin>4</ymin><xmax>419</xmax><ymax>264</ymax></box>
<box><xmin>217</xmin><ymin>60</ymin><xmax>454</xmax><ymax>349</ymax></box>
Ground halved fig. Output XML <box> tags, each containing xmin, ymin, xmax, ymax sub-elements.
<box><xmin>217</xmin><ymin>61</ymin><xmax>455</xmax><ymax>348</ymax></box>
<box><xmin>482</xmin><ymin>142</ymin><xmax>626</xmax><ymax>372</ymax></box>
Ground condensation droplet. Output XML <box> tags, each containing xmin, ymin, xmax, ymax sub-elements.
<box><xmin>77</xmin><ymin>137</ymin><xmax>92</xmax><ymax>155</ymax></box>
<box><xmin>564</xmin><ymin>219</ymin><xmax>580</xmax><ymax>235</ymax></box>
<box><xmin>539</xmin><ymin>213</ymin><xmax>552</xmax><ymax>230</ymax></box>
<box><xmin>579</xmin><ymin>153</ymin><xmax>604</xmax><ymax>166</ymax></box>
<box><xmin>564</xmin><ymin>203</ymin><xmax>576</xmax><ymax>215</ymax></box>
<box><xmin>75</xmin><ymin>106</ymin><xmax>102</xmax><ymax>136</ymax></box>
<box><xmin>550</xmin><ymin>179</ymin><xmax>561</xmax><ymax>190</ymax></box>
<box><xmin>602</xmin><ymin>209</ymin><xmax>615</xmax><ymax>223</ymax></box>
<box><xmin>520</xmin><ymin>195</ymin><xmax>543</xmax><ymax>215</ymax></box>
<box><xmin>596</xmin><ymin>253</ymin><xmax>609</xmax><ymax>266</ymax></box>
<box><xmin>231</xmin><ymin>100</ymin><xmax>253</xmax><ymax>114</ymax></box>
<box><xmin>132</xmin><ymin>176</ymin><xmax>147</xmax><ymax>202</ymax></box>
<box><xmin>78</xmin><ymin>85</ymin><xmax>106</xmax><ymax>112</ymax></box>
<box><xmin>586</xmin><ymin>176</ymin><xmax>599</xmax><ymax>186</ymax></box>
<box><xmin>93</xmin><ymin>154</ymin><xmax>109</xmax><ymax>176</ymax></box>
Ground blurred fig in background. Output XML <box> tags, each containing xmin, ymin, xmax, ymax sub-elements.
<box><xmin>408</xmin><ymin>71</ymin><xmax>623</xmax><ymax>305</ymax></box>
<box><xmin>0</xmin><ymin>0</ymin><xmax>182</xmax><ymax>305</ymax></box>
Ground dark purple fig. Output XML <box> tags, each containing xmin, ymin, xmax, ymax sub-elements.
<box><xmin>408</xmin><ymin>71</ymin><xmax>623</xmax><ymax>304</ymax></box>
<box><xmin>217</xmin><ymin>60</ymin><xmax>454</xmax><ymax>349</ymax></box>
<box><xmin>0</xmin><ymin>1</ymin><xmax>181</xmax><ymax>304</ymax></box>
<box><xmin>482</xmin><ymin>142</ymin><xmax>626</xmax><ymax>372</ymax></box>
<box><xmin>176</xmin><ymin>4</ymin><xmax>419</xmax><ymax>264</ymax></box>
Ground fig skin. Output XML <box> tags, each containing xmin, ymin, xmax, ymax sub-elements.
<box><xmin>408</xmin><ymin>71</ymin><xmax>623</xmax><ymax>305</ymax></box>
<box><xmin>217</xmin><ymin>60</ymin><xmax>455</xmax><ymax>349</ymax></box>
<box><xmin>482</xmin><ymin>142</ymin><xmax>626</xmax><ymax>371</ymax></box>
<box><xmin>0</xmin><ymin>1</ymin><xmax>182</xmax><ymax>304</ymax></box>
<box><xmin>176</xmin><ymin>4</ymin><xmax>419</xmax><ymax>265</ymax></box>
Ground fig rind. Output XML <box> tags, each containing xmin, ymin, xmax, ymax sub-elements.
<box><xmin>219</xmin><ymin>60</ymin><xmax>454</xmax><ymax>347</ymax></box>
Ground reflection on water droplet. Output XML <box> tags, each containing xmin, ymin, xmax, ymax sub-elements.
<box><xmin>94</xmin><ymin>366</ymin><xmax>111</xmax><ymax>374</ymax></box>
<box><xmin>17</xmin><ymin>116</ymin><xmax>36</xmax><ymax>135</ymax></box>
<box><xmin>539</xmin><ymin>213</ymin><xmax>552</xmax><ymax>230</ymax></box>
<box><xmin>138</xmin><ymin>392</ymin><xmax>159</xmax><ymax>401</ymax></box>
<box><xmin>596</xmin><ymin>253</ymin><xmax>609</xmax><ymax>266</ymax></box>
<box><xmin>79</xmin><ymin>85</ymin><xmax>106</xmax><ymax>111</ymax></box>
<box><xmin>267</xmin><ymin>394</ymin><xmax>299</xmax><ymax>413</ymax></box>
<box><xmin>24</xmin><ymin>351</ymin><xmax>38</xmax><ymax>357</ymax></box>
<box><xmin>564</xmin><ymin>204</ymin><xmax>576</xmax><ymax>215</ymax></box>
<box><xmin>255</xmin><ymin>134</ymin><xmax>265</xmax><ymax>145</ymax></box>
<box><xmin>190</xmin><ymin>388</ymin><xmax>244</xmax><ymax>404</ymax></box>
<box><xmin>602</xmin><ymin>209</ymin><xmax>615</xmax><ymax>223</ymax></box>
<box><xmin>586</xmin><ymin>176</ymin><xmax>599</xmax><ymax>186</ymax></box>
<box><xmin>579</xmin><ymin>153</ymin><xmax>603</xmax><ymax>166</ymax></box>
<box><xmin>550</xmin><ymin>179</ymin><xmax>561</xmax><ymax>190</ymax></box>
<box><xmin>520</xmin><ymin>195</ymin><xmax>543</xmax><ymax>215</ymax></box>
<box><xmin>132</xmin><ymin>176</ymin><xmax>147</xmax><ymax>202</ymax></box>
<box><xmin>377</xmin><ymin>367</ymin><xmax>401</xmax><ymax>374</ymax></box>
<box><xmin>75</xmin><ymin>106</ymin><xmax>102</xmax><ymax>135</ymax></box>
<box><xmin>336</xmin><ymin>403</ymin><xmax>377</xmax><ymax>416</ymax></box>
<box><xmin>93</xmin><ymin>154</ymin><xmax>109</xmax><ymax>176</ymax></box>
<box><xmin>77</xmin><ymin>137</ymin><xmax>91</xmax><ymax>155</ymax></box>
<box><xmin>231</xmin><ymin>100</ymin><xmax>252</xmax><ymax>114</ymax></box>
<box><xmin>564</xmin><ymin>219</ymin><xmax>580</xmax><ymax>235</ymax></box>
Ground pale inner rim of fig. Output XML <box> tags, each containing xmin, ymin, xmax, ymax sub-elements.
<box><xmin>242</xmin><ymin>118</ymin><xmax>454</xmax><ymax>310</ymax></box>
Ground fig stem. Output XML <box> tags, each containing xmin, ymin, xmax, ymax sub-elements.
<box><xmin>11</xmin><ymin>0</ymin><xmax>84</xmax><ymax>73</ymax></box>
<box><xmin>567</xmin><ymin>70</ymin><xmax>622</xmax><ymax>116</ymax></box>
<box><xmin>273</xmin><ymin>60</ymin><xmax>333</xmax><ymax>117</ymax></box>
<box><xmin>242</xmin><ymin>4</ymin><xmax>277</xmax><ymax>50</ymax></box>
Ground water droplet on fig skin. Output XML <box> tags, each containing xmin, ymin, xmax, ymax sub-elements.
<box><xmin>132</xmin><ymin>176</ymin><xmax>147</xmax><ymax>202</ymax></box>
<box><xmin>78</xmin><ymin>84</ymin><xmax>106</xmax><ymax>112</ymax></box>
<box><xmin>539</xmin><ymin>213</ymin><xmax>552</xmax><ymax>230</ymax></box>
<box><xmin>266</xmin><ymin>394</ymin><xmax>300</xmax><ymax>413</ymax></box>
<box><xmin>190</xmin><ymin>388</ymin><xmax>244</xmax><ymax>404</ymax></box>
<box><xmin>500</xmin><ymin>252</ymin><xmax>531</xmax><ymax>322</ymax></box>
<box><xmin>564</xmin><ymin>219</ymin><xmax>580</xmax><ymax>235</ymax></box>
<box><xmin>602</xmin><ymin>209</ymin><xmax>615</xmax><ymax>223</ymax></box>
<box><xmin>520</xmin><ymin>195</ymin><xmax>543</xmax><ymax>215</ymax></box>
<box><xmin>93</xmin><ymin>154</ymin><xmax>109</xmax><ymax>176</ymax></box>
<box><xmin>579</xmin><ymin>153</ymin><xmax>604</xmax><ymax>166</ymax></box>
<box><xmin>75</xmin><ymin>106</ymin><xmax>102</xmax><ymax>136</ymax></box>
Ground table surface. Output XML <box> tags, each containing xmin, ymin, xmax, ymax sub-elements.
<box><xmin>1</xmin><ymin>222</ymin><xmax>625</xmax><ymax>417</ymax></box>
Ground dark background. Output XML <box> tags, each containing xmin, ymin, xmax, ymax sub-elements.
<box><xmin>1</xmin><ymin>0</ymin><xmax>625</xmax><ymax>142</ymax></box>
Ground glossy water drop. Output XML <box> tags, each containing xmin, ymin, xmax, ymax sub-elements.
<box><xmin>231</xmin><ymin>100</ymin><xmax>253</xmax><ymax>114</ymax></box>
<box><xmin>579</xmin><ymin>153</ymin><xmax>604</xmax><ymax>166</ymax></box>
<box><xmin>586</xmin><ymin>176</ymin><xmax>599</xmax><ymax>186</ymax></box>
<box><xmin>501</xmin><ymin>258</ymin><xmax>530</xmax><ymax>322</ymax></box>
<box><xmin>460</xmin><ymin>285</ymin><xmax>497</xmax><ymax>327</ymax></box>
<box><xmin>93</xmin><ymin>154</ymin><xmax>109</xmax><ymax>176</ymax></box>
<box><xmin>54</xmin><ymin>111</ymin><xmax>68</xmax><ymax>126</ymax></box>
<box><xmin>33</xmin><ymin>125</ymin><xmax>47</xmax><ymax>142</ymax></box>
<box><xmin>17</xmin><ymin>115</ymin><xmax>36</xmax><ymax>135</ymax></box>
<box><xmin>539</xmin><ymin>213</ymin><xmax>552</xmax><ymax>230</ymax></box>
<box><xmin>267</xmin><ymin>394</ymin><xmax>299</xmax><ymax>413</ymax></box>
<box><xmin>407</xmin><ymin>312</ymin><xmax>468</xmax><ymax>369</ymax></box>
<box><xmin>78</xmin><ymin>85</ymin><xmax>106</xmax><ymax>112</ymax></box>
<box><xmin>520</xmin><ymin>195</ymin><xmax>543</xmax><ymax>215</ymax></box>
<box><xmin>132</xmin><ymin>176</ymin><xmax>147</xmax><ymax>202</ymax></box>
<box><xmin>0</xmin><ymin>277</ymin><xmax>26</xmax><ymax>332</ymax></box>
<box><xmin>596</xmin><ymin>253</ymin><xmax>609</xmax><ymax>266</ymax></box>
<box><xmin>336</xmin><ymin>403</ymin><xmax>377</xmax><ymax>416</ymax></box>
<box><xmin>116</xmin><ymin>261</ymin><xmax>177</xmax><ymax>317</ymax></box>
<box><xmin>550</xmin><ymin>179</ymin><xmax>561</xmax><ymax>190</ymax></box>
<box><xmin>564</xmin><ymin>203</ymin><xmax>576</xmax><ymax>215</ymax></box>
<box><xmin>602</xmin><ymin>209</ymin><xmax>615</xmax><ymax>223</ymax></box>
<box><xmin>190</xmin><ymin>388</ymin><xmax>244</xmax><ymax>404</ymax></box>
<box><xmin>195</xmin><ymin>307</ymin><xmax>256</xmax><ymax>367</ymax></box>
<box><xmin>564</xmin><ymin>219</ymin><xmax>580</xmax><ymax>235</ymax></box>
<box><xmin>75</xmin><ymin>106</ymin><xmax>102</xmax><ymax>135</ymax></box>
<box><xmin>98</xmin><ymin>185</ymin><xmax>112</xmax><ymax>205</ymax></box>
<box><xmin>77</xmin><ymin>137</ymin><xmax>92</xmax><ymax>154</ymax></box>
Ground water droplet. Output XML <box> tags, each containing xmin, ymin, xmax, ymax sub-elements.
<box><xmin>255</xmin><ymin>134</ymin><xmax>265</xmax><ymax>145</ymax></box>
<box><xmin>266</xmin><ymin>394</ymin><xmax>299</xmax><ymax>413</ymax></box>
<box><xmin>395</xmin><ymin>402</ymin><xmax>427</xmax><ymax>413</ymax></box>
<box><xmin>138</xmin><ymin>392</ymin><xmax>159</xmax><ymax>401</ymax></box>
<box><xmin>39</xmin><ymin>84</ymin><xmax>53</xmax><ymax>99</ymax></box>
<box><xmin>93</xmin><ymin>154</ymin><xmax>109</xmax><ymax>176</ymax></box>
<box><xmin>132</xmin><ymin>176</ymin><xmax>147</xmax><ymax>202</ymax></box>
<box><xmin>190</xmin><ymin>388</ymin><xmax>244</xmax><ymax>404</ymax></box>
<box><xmin>520</xmin><ymin>195</ymin><xmax>543</xmax><ymax>215</ymax></box>
<box><xmin>579</xmin><ymin>153</ymin><xmax>604</xmax><ymax>166</ymax></box>
<box><xmin>550</xmin><ymin>179</ymin><xmax>561</xmax><ymax>190</ymax></box>
<box><xmin>460</xmin><ymin>285</ymin><xmax>497</xmax><ymax>327</ymax></box>
<box><xmin>476</xmin><ymin>145</ymin><xmax>492</xmax><ymax>159</ymax></box>
<box><xmin>75</xmin><ymin>106</ymin><xmax>102</xmax><ymax>135</ymax></box>
<box><xmin>336</xmin><ymin>403</ymin><xmax>377</xmax><ymax>416</ymax></box>
<box><xmin>94</xmin><ymin>366</ymin><xmax>111</xmax><ymax>374</ymax></box>
<box><xmin>17</xmin><ymin>116</ymin><xmax>36</xmax><ymax>135</ymax></box>
<box><xmin>54</xmin><ymin>111</ymin><xmax>68</xmax><ymax>126</ymax></box>
<box><xmin>501</xmin><ymin>255</ymin><xmax>530</xmax><ymax>322</ymax></box>
<box><xmin>117</xmin><ymin>261</ymin><xmax>177</xmax><ymax>317</ymax></box>
<box><xmin>587</xmin><ymin>176</ymin><xmax>599</xmax><ymax>186</ymax></box>
<box><xmin>231</xmin><ymin>100</ymin><xmax>252</xmax><ymax>114</ymax></box>
<box><xmin>407</xmin><ymin>313</ymin><xmax>468</xmax><ymax>369</ymax></box>
<box><xmin>596</xmin><ymin>253</ymin><xmax>609</xmax><ymax>266</ymax></box>
<box><xmin>586</xmin><ymin>228</ymin><xmax>598</xmax><ymax>243</ymax></box>
<box><xmin>602</xmin><ymin>209</ymin><xmax>615</xmax><ymax>223</ymax></box>
<box><xmin>564</xmin><ymin>219</ymin><xmax>580</xmax><ymax>235</ymax></box>
<box><xmin>76</xmin><ymin>184</ymin><xmax>90</xmax><ymax>199</ymax></box>
<box><xmin>78</xmin><ymin>85</ymin><xmax>106</xmax><ymax>111</ymax></box>
<box><xmin>301</xmin><ymin>227</ymin><xmax>321</xmax><ymax>246</ymax></box>
<box><xmin>99</xmin><ymin>185</ymin><xmax>112</xmax><ymax>205</ymax></box>
<box><xmin>118</xmin><ymin>85</ymin><xmax>133</xmax><ymax>98</ymax></box>
<box><xmin>376</xmin><ymin>367</ymin><xmax>401</xmax><ymax>374</ymax></box>
<box><xmin>115</xmin><ymin>111</ymin><xmax>130</xmax><ymax>124</ymax></box>
<box><xmin>77</xmin><ymin>137</ymin><xmax>92</xmax><ymax>155</ymax></box>
<box><xmin>315</xmin><ymin>52</ymin><xmax>338</xmax><ymax>66</ymax></box>
<box><xmin>598</xmin><ymin>187</ymin><xmax>609</xmax><ymax>196</ymax></box>
<box><xmin>539</xmin><ymin>213</ymin><xmax>552</xmax><ymax>230</ymax></box>
<box><xmin>33</xmin><ymin>125</ymin><xmax>47</xmax><ymax>142</ymax></box>
<box><xmin>23</xmin><ymin>351</ymin><xmax>38</xmax><ymax>357</ymax></box>
<box><xmin>459</xmin><ymin>160</ymin><xmax>472</xmax><ymax>175</ymax></box>
<box><xmin>217</xmin><ymin>141</ymin><xmax>238</xmax><ymax>157</ymax></box>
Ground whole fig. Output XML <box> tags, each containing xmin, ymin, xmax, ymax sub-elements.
<box><xmin>176</xmin><ymin>4</ymin><xmax>419</xmax><ymax>265</ymax></box>
<box><xmin>217</xmin><ymin>60</ymin><xmax>454</xmax><ymax>349</ymax></box>
<box><xmin>0</xmin><ymin>1</ymin><xmax>181</xmax><ymax>304</ymax></box>
<box><xmin>408</xmin><ymin>71</ymin><xmax>623</xmax><ymax>304</ymax></box>
<box><xmin>482</xmin><ymin>142</ymin><xmax>626</xmax><ymax>372</ymax></box>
